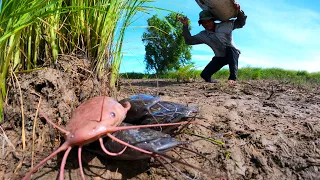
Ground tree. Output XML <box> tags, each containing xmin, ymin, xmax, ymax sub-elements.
<box><xmin>142</xmin><ymin>12</ymin><xmax>192</xmax><ymax>74</ymax></box>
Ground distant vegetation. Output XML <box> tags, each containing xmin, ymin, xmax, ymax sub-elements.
<box><xmin>142</xmin><ymin>12</ymin><xmax>192</xmax><ymax>74</ymax></box>
<box><xmin>120</xmin><ymin>66</ymin><xmax>320</xmax><ymax>86</ymax></box>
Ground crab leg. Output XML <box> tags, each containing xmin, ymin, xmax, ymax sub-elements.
<box><xmin>99</xmin><ymin>138</ymin><xmax>127</xmax><ymax>156</ymax></box>
<box><xmin>59</xmin><ymin>147</ymin><xmax>72</xmax><ymax>180</ymax></box>
<box><xmin>78</xmin><ymin>147</ymin><xmax>85</xmax><ymax>180</ymax></box>
<box><xmin>23</xmin><ymin>143</ymin><xmax>69</xmax><ymax>180</ymax></box>
<box><xmin>107</xmin><ymin>133</ymin><xmax>154</xmax><ymax>155</ymax></box>
<box><xmin>39</xmin><ymin>112</ymin><xmax>69</xmax><ymax>135</ymax></box>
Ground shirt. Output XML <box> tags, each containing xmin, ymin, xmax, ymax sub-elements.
<box><xmin>182</xmin><ymin>10</ymin><xmax>247</xmax><ymax>57</ymax></box>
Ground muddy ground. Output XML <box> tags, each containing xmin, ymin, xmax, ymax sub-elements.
<box><xmin>0</xmin><ymin>56</ymin><xmax>319</xmax><ymax>180</ymax></box>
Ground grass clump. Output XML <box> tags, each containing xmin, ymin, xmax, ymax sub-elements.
<box><xmin>0</xmin><ymin>0</ymin><xmax>153</xmax><ymax>121</ymax></box>
<box><xmin>169</xmin><ymin>64</ymin><xmax>199</xmax><ymax>82</ymax></box>
<box><xmin>121</xmin><ymin>64</ymin><xmax>199</xmax><ymax>82</ymax></box>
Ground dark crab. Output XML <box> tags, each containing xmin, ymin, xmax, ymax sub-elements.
<box><xmin>87</xmin><ymin>94</ymin><xmax>209</xmax><ymax>178</ymax></box>
<box><xmin>120</xmin><ymin>94</ymin><xmax>198</xmax><ymax>126</ymax></box>
<box><xmin>119</xmin><ymin>94</ymin><xmax>161</xmax><ymax>123</ymax></box>
<box><xmin>86</xmin><ymin>122</ymin><xmax>181</xmax><ymax>160</ymax></box>
<box><xmin>87</xmin><ymin>122</ymin><xmax>212</xmax><ymax>179</ymax></box>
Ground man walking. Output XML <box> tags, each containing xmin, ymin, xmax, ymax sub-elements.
<box><xmin>178</xmin><ymin>3</ymin><xmax>247</xmax><ymax>85</ymax></box>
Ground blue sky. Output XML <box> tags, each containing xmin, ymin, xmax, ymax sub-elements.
<box><xmin>120</xmin><ymin>0</ymin><xmax>320</xmax><ymax>73</ymax></box>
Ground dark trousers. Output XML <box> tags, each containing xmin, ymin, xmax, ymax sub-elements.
<box><xmin>200</xmin><ymin>46</ymin><xmax>239</xmax><ymax>81</ymax></box>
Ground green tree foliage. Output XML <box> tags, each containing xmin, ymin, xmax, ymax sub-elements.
<box><xmin>142</xmin><ymin>12</ymin><xmax>192</xmax><ymax>74</ymax></box>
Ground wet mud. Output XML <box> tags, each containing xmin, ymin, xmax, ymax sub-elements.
<box><xmin>1</xmin><ymin>56</ymin><xmax>319</xmax><ymax>180</ymax></box>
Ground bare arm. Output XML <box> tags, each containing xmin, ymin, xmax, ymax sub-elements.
<box><xmin>178</xmin><ymin>16</ymin><xmax>203</xmax><ymax>45</ymax></box>
<box><xmin>182</xmin><ymin>26</ymin><xmax>203</xmax><ymax>45</ymax></box>
<box><xmin>233</xmin><ymin>10</ymin><xmax>247</xmax><ymax>29</ymax></box>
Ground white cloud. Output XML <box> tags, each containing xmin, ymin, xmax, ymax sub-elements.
<box><xmin>240</xmin><ymin>0</ymin><xmax>320</xmax><ymax>46</ymax></box>
<box><xmin>239</xmin><ymin>53</ymin><xmax>320</xmax><ymax>73</ymax></box>
<box><xmin>190</xmin><ymin>51</ymin><xmax>320</xmax><ymax>73</ymax></box>
<box><xmin>232</xmin><ymin>0</ymin><xmax>320</xmax><ymax>72</ymax></box>
<box><xmin>192</xmin><ymin>54</ymin><xmax>213</xmax><ymax>61</ymax></box>
<box><xmin>192</xmin><ymin>44</ymin><xmax>213</xmax><ymax>53</ymax></box>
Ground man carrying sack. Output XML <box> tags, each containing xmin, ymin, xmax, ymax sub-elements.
<box><xmin>178</xmin><ymin>2</ymin><xmax>247</xmax><ymax>85</ymax></box>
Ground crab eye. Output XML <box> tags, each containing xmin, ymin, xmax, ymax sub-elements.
<box><xmin>110</xmin><ymin>112</ymin><xmax>116</xmax><ymax>118</ymax></box>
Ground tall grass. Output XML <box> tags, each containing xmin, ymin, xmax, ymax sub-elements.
<box><xmin>0</xmin><ymin>0</ymin><xmax>153</xmax><ymax>121</ymax></box>
<box><xmin>167</xmin><ymin>64</ymin><xmax>198</xmax><ymax>82</ymax></box>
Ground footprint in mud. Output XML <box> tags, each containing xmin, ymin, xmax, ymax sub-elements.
<box><xmin>225</xmin><ymin>139</ymin><xmax>247</xmax><ymax>177</ymax></box>
<box><xmin>227</xmin><ymin>111</ymin><xmax>244</xmax><ymax>131</ymax></box>
<box><xmin>223</xmin><ymin>99</ymin><xmax>237</xmax><ymax>110</ymax></box>
<box><xmin>221</xmin><ymin>99</ymin><xmax>246</xmax><ymax>132</ymax></box>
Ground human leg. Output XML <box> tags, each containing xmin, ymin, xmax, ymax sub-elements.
<box><xmin>226</xmin><ymin>47</ymin><xmax>239</xmax><ymax>81</ymax></box>
<box><xmin>200</xmin><ymin>56</ymin><xmax>227</xmax><ymax>82</ymax></box>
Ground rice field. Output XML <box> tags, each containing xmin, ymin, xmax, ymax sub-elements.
<box><xmin>121</xmin><ymin>66</ymin><xmax>320</xmax><ymax>86</ymax></box>
<box><xmin>0</xmin><ymin>0</ymin><xmax>154</xmax><ymax>121</ymax></box>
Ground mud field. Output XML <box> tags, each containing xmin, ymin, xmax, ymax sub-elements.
<box><xmin>0</xmin><ymin>57</ymin><xmax>319</xmax><ymax>180</ymax></box>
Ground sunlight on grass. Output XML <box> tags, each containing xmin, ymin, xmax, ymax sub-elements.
<box><xmin>0</xmin><ymin>0</ymin><xmax>154</xmax><ymax>121</ymax></box>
